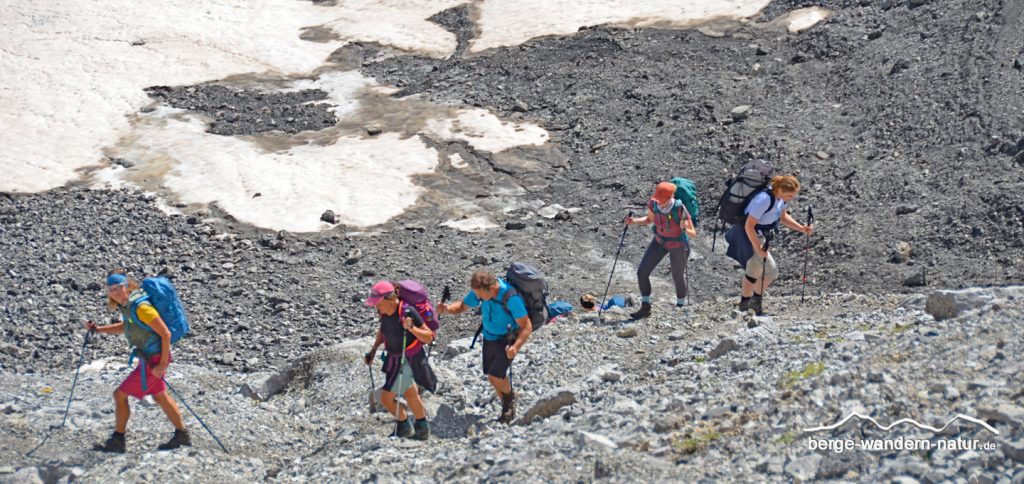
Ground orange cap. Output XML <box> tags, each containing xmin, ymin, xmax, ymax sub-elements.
<box><xmin>652</xmin><ymin>182</ymin><xmax>676</xmax><ymax>204</ymax></box>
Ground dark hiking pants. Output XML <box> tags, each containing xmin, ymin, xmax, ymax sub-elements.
<box><xmin>637</xmin><ymin>238</ymin><xmax>689</xmax><ymax>299</ymax></box>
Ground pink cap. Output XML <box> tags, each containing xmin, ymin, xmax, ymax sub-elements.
<box><xmin>365</xmin><ymin>281</ymin><xmax>395</xmax><ymax>307</ymax></box>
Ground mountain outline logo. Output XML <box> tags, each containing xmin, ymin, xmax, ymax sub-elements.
<box><xmin>803</xmin><ymin>413</ymin><xmax>1000</xmax><ymax>436</ymax></box>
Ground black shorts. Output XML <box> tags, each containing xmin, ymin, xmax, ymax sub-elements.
<box><xmin>482</xmin><ymin>339</ymin><xmax>511</xmax><ymax>378</ymax></box>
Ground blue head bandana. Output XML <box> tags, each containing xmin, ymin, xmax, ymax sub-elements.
<box><xmin>106</xmin><ymin>274</ymin><xmax>127</xmax><ymax>287</ymax></box>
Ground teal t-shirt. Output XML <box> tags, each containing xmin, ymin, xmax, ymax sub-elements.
<box><xmin>463</xmin><ymin>279</ymin><xmax>528</xmax><ymax>341</ymax></box>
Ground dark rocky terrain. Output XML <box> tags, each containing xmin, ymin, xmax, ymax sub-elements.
<box><xmin>2</xmin><ymin>0</ymin><xmax>1024</xmax><ymax>481</ymax></box>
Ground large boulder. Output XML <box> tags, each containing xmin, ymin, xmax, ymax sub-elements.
<box><xmin>925</xmin><ymin>286</ymin><xmax>1024</xmax><ymax>320</ymax></box>
<box><xmin>517</xmin><ymin>387</ymin><xmax>578</xmax><ymax>425</ymax></box>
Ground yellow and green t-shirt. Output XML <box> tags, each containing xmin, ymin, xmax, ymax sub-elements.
<box><xmin>121</xmin><ymin>293</ymin><xmax>162</xmax><ymax>355</ymax></box>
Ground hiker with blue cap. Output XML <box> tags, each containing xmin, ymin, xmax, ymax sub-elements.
<box><xmin>85</xmin><ymin>269</ymin><xmax>190</xmax><ymax>453</ymax></box>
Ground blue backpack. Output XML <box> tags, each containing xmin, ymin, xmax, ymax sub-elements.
<box><xmin>122</xmin><ymin>277</ymin><xmax>190</xmax><ymax>390</ymax></box>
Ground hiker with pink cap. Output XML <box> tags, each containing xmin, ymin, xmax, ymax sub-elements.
<box><xmin>363</xmin><ymin>280</ymin><xmax>439</xmax><ymax>440</ymax></box>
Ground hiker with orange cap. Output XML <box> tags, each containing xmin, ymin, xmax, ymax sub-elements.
<box><xmin>624</xmin><ymin>181</ymin><xmax>697</xmax><ymax>319</ymax></box>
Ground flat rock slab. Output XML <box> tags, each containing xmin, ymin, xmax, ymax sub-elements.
<box><xmin>978</xmin><ymin>404</ymin><xmax>1024</xmax><ymax>428</ymax></box>
<box><xmin>517</xmin><ymin>388</ymin><xmax>577</xmax><ymax>425</ymax></box>
<box><xmin>925</xmin><ymin>286</ymin><xmax>1024</xmax><ymax>320</ymax></box>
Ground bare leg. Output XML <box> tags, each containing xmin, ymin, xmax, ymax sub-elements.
<box><xmin>379</xmin><ymin>390</ymin><xmax>406</xmax><ymax>421</ymax></box>
<box><xmin>403</xmin><ymin>385</ymin><xmax>427</xmax><ymax>420</ymax></box>
<box><xmin>488</xmin><ymin>375</ymin><xmax>511</xmax><ymax>396</ymax></box>
<box><xmin>114</xmin><ymin>389</ymin><xmax>130</xmax><ymax>433</ymax></box>
<box><xmin>742</xmin><ymin>276</ymin><xmax>755</xmax><ymax>298</ymax></box>
<box><xmin>151</xmin><ymin>391</ymin><xmax>186</xmax><ymax>430</ymax></box>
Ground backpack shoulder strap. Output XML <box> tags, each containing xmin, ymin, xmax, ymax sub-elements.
<box><xmin>498</xmin><ymin>282</ymin><xmax>525</xmax><ymax>319</ymax></box>
<box><xmin>751</xmin><ymin>189</ymin><xmax>775</xmax><ymax>219</ymax></box>
<box><xmin>126</xmin><ymin>296</ymin><xmax>155</xmax><ymax>332</ymax></box>
<box><xmin>501</xmin><ymin>284</ymin><xmax>517</xmax><ymax>311</ymax></box>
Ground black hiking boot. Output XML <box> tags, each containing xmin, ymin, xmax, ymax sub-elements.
<box><xmin>750</xmin><ymin>294</ymin><xmax>764</xmax><ymax>316</ymax></box>
<box><xmin>630</xmin><ymin>303</ymin><xmax>652</xmax><ymax>320</ymax></box>
<box><xmin>92</xmin><ymin>432</ymin><xmax>126</xmax><ymax>454</ymax></box>
<box><xmin>738</xmin><ymin>296</ymin><xmax>752</xmax><ymax>312</ymax></box>
<box><xmin>412</xmin><ymin>418</ymin><xmax>430</xmax><ymax>441</ymax></box>
<box><xmin>391</xmin><ymin>418</ymin><xmax>414</xmax><ymax>438</ymax></box>
<box><xmin>498</xmin><ymin>391</ymin><xmax>516</xmax><ymax>424</ymax></box>
<box><xmin>157</xmin><ymin>429</ymin><xmax>192</xmax><ymax>451</ymax></box>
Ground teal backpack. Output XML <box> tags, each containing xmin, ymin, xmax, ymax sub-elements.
<box><xmin>670</xmin><ymin>177</ymin><xmax>700</xmax><ymax>226</ymax></box>
<box><xmin>122</xmin><ymin>277</ymin><xmax>191</xmax><ymax>390</ymax></box>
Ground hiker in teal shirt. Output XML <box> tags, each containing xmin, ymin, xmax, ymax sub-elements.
<box><xmin>438</xmin><ymin>271</ymin><xmax>532</xmax><ymax>424</ymax></box>
<box><xmin>462</xmin><ymin>279</ymin><xmax>528</xmax><ymax>340</ymax></box>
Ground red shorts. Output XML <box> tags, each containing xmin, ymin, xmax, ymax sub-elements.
<box><xmin>117</xmin><ymin>353</ymin><xmax>170</xmax><ymax>399</ymax></box>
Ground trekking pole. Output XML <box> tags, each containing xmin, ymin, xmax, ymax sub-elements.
<box><xmin>430</xmin><ymin>286</ymin><xmax>451</xmax><ymax>359</ymax></box>
<box><xmin>367</xmin><ymin>360</ymin><xmax>376</xmax><ymax>389</ymax></box>
<box><xmin>759</xmin><ymin>235</ymin><xmax>772</xmax><ymax>297</ymax></box>
<box><xmin>394</xmin><ymin>330</ymin><xmax>408</xmax><ymax>420</ymax></box>
<box><xmin>506</xmin><ymin>324</ymin><xmax>514</xmax><ymax>394</ymax></box>
<box><xmin>26</xmin><ymin>328</ymin><xmax>94</xmax><ymax>457</ymax></box>
<box><xmin>599</xmin><ymin>211</ymin><xmax>633</xmax><ymax>322</ymax></box>
<box><xmin>800</xmin><ymin>206</ymin><xmax>814</xmax><ymax>304</ymax></box>
<box><xmin>164</xmin><ymin>380</ymin><xmax>229</xmax><ymax>454</ymax></box>
<box><xmin>711</xmin><ymin>217</ymin><xmax>721</xmax><ymax>254</ymax></box>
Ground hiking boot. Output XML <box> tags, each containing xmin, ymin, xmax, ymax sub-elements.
<box><xmin>92</xmin><ymin>432</ymin><xmax>126</xmax><ymax>454</ymax></box>
<box><xmin>411</xmin><ymin>419</ymin><xmax>430</xmax><ymax>441</ymax></box>
<box><xmin>498</xmin><ymin>391</ymin><xmax>516</xmax><ymax>424</ymax></box>
<box><xmin>157</xmin><ymin>429</ymin><xmax>191</xmax><ymax>451</ymax></box>
<box><xmin>750</xmin><ymin>294</ymin><xmax>764</xmax><ymax>316</ymax></box>
<box><xmin>391</xmin><ymin>418</ymin><xmax>414</xmax><ymax>438</ymax></box>
<box><xmin>738</xmin><ymin>296</ymin><xmax>751</xmax><ymax>312</ymax></box>
<box><xmin>630</xmin><ymin>303</ymin><xmax>652</xmax><ymax>320</ymax></box>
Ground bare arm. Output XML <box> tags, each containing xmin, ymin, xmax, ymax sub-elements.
<box><xmin>626</xmin><ymin>208</ymin><xmax>655</xmax><ymax>225</ymax></box>
<box><xmin>84</xmin><ymin>320</ymin><xmax>124</xmax><ymax>335</ymax></box>
<box><xmin>148</xmin><ymin>316</ymin><xmax>172</xmax><ymax>378</ymax></box>
<box><xmin>683</xmin><ymin>216</ymin><xmax>697</xmax><ymax>239</ymax></box>
<box><xmin>365</xmin><ymin>329</ymin><xmax>383</xmax><ymax>365</ymax></box>
<box><xmin>439</xmin><ymin>300</ymin><xmax>470</xmax><ymax>315</ymax></box>
<box><xmin>745</xmin><ymin>215</ymin><xmax>767</xmax><ymax>258</ymax></box>
<box><xmin>781</xmin><ymin>209</ymin><xmax>812</xmax><ymax>235</ymax></box>
<box><xmin>505</xmin><ymin>315</ymin><xmax>533</xmax><ymax>359</ymax></box>
<box><xmin>403</xmin><ymin>314</ymin><xmax>434</xmax><ymax>344</ymax></box>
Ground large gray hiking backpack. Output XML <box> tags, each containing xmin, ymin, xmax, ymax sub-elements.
<box><xmin>712</xmin><ymin>159</ymin><xmax>776</xmax><ymax>253</ymax></box>
<box><xmin>717</xmin><ymin>159</ymin><xmax>775</xmax><ymax>225</ymax></box>
<box><xmin>503</xmin><ymin>262</ymin><xmax>549</xmax><ymax>329</ymax></box>
<box><xmin>469</xmin><ymin>262</ymin><xmax>550</xmax><ymax>349</ymax></box>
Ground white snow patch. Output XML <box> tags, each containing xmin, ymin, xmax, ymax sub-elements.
<box><xmin>288</xmin><ymin>70</ymin><xmax>375</xmax><ymax>118</ymax></box>
<box><xmin>422</xmin><ymin>109</ymin><xmax>549</xmax><ymax>153</ymax></box>
<box><xmin>470</xmin><ymin>0</ymin><xmax>773</xmax><ymax>53</ymax></box>
<box><xmin>319</xmin><ymin>0</ymin><xmax>463</xmax><ymax>58</ymax></box>
<box><xmin>0</xmin><ymin>0</ymin><xmax>460</xmax><ymax>194</ymax></box>
<box><xmin>449</xmin><ymin>153</ymin><xmax>469</xmax><ymax>169</ymax></box>
<box><xmin>101</xmin><ymin>113</ymin><xmax>439</xmax><ymax>232</ymax></box>
<box><xmin>441</xmin><ymin>216</ymin><xmax>499</xmax><ymax>232</ymax></box>
<box><xmin>783</xmin><ymin>7</ymin><xmax>831</xmax><ymax>34</ymax></box>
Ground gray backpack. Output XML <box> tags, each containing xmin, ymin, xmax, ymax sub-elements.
<box><xmin>503</xmin><ymin>262</ymin><xmax>549</xmax><ymax>329</ymax></box>
<box><xmin>469</xmin><ymin>262</ymin><xmax>550</xmax><ymax>349</ymax></box>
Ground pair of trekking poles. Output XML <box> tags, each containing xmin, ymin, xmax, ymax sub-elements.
<box><xmin>27</xmin><ymin>328</ymin><xmax>229</xmax><ymax>457</ymax></box>
<box><xmin>599</xmin><ymin>206</ymin><xmax>814</xmax><ymax>312</ymax></box>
